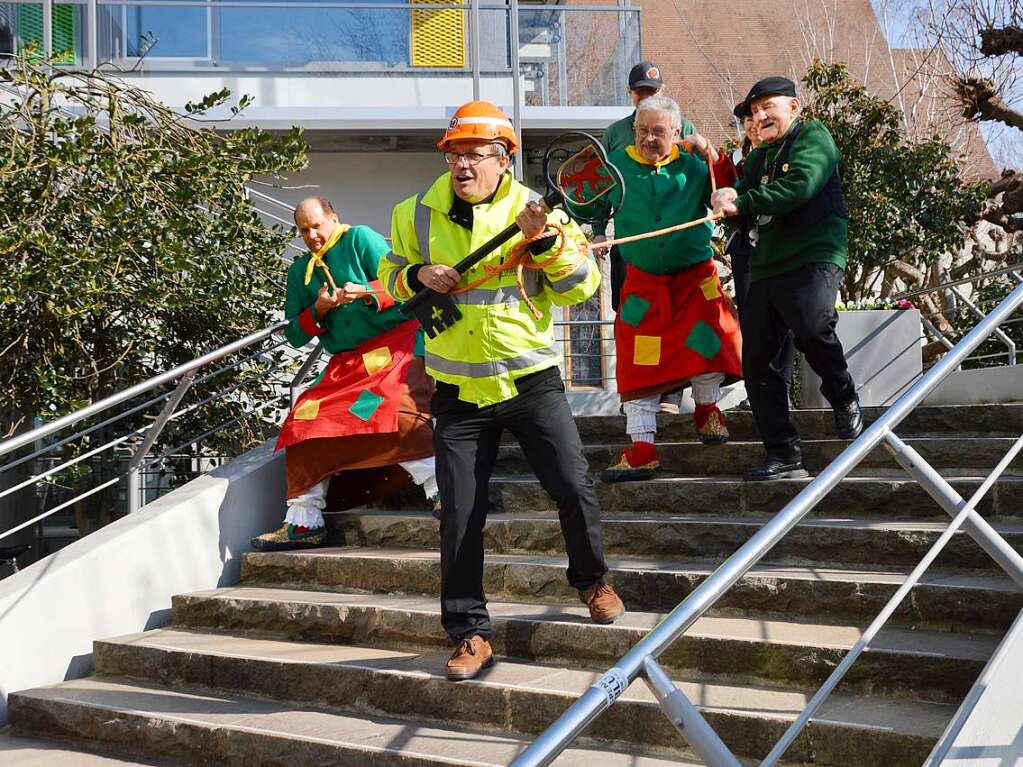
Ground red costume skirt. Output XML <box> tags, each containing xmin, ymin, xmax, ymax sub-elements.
<box><xmin>276</xmin><ymin>320</ymin><xmax>434</xmax><ymax>506</ymax></box>
<box><xmin>615</xmin><ymin>259</ymin><xmax>742</xmax><ymax>402</ymax></box>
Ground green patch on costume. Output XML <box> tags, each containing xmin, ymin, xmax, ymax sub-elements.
<box><xmin>349</xmin><ymin>389</ymin><xmax>384</xmax><ymax>421</ymax></box>
<box><xmin>684</xmin><ymin>321</ymin><xmax>721</xmax><ymax>360</ymax></box>
<box><xmin>620</xmin><ymin>294</ymin><xmax>651</xmax><ymax>327</ymax></box>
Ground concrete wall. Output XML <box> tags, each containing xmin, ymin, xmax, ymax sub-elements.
<box><xmin>0</xmin><ymin>442</ymin><xmax>285</xmax><ymax>725</ymax></box>
<box><xmin>925</xmin><ymin>606</ymin><xmax>1023</xmax><ymax>765</ymax></box>
<box><xmin>922</xmin><ymin>365</ymin><xmax>1023</xmax><ymax>407</ymax></box>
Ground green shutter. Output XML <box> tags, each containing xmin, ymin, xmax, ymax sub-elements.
<box><xmin>18</xmin><ymin>5</ymin><xmax>76</xmax><ymax>64</ymax></box>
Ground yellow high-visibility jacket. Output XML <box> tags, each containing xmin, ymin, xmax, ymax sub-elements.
<box><xmin>381</xmin><ymin>171</ymin><xmax>600</xmax><ymax>407</ymax></box>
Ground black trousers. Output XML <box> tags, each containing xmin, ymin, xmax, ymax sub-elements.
<box><xmin>432</xmin><ymin>367</ymin><xmax>608</xmax><ymax>642</ymax></box>
<box><xmin>732</xmin><ymin>249</ymin><xmax>795</xmax><ymax>387</ymax></box>
<box><xmin>609</xmin><ymin>245</ymin><xmax>626</xmax><ymax>312</ymax></box>
<box><xmin>741</xmin><ymin>262</ymin><xmax>856</xmax><ymax>458</ymax></box>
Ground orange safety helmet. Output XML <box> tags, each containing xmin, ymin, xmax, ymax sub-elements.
<box><xmin>438</xmin><ymin>100</ymin><xmax>519</xmax><ymax>154</ymax></box>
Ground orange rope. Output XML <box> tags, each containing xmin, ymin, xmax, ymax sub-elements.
<box><xmin>599</xmin><ymin>212</ymin><xmax>722</xmax><ymax>249</ymax></box>
<box><xmin>451</xmin><ymin>222</ymin><xmax>579</xmax><ymax>320</ymax></box>
<box><xmin>594</xmin><ymin>142</ymin><xmax>722</xmax><ymax>250</ymax></box>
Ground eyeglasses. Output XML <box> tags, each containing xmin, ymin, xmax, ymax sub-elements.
<box><xmin>443</xmin><ymin>150</ymin><xmax>501</xmax><ymax>166</ymax></box>
<box><xmin>635</xmin><ymin>127</ymin><xmax>673</xmax><ymax>139</ymax></box>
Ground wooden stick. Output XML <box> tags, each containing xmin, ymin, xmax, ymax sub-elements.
<box><xmin>599</xmin><ymin>212</ymin><xmax>722</xmax><ymax>249</ymax></box>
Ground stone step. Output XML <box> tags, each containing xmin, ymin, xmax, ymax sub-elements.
<box><xmin>170</xmin><ymin>587</ymin><xmax>998</xmax><ymax>702</ymax></box>
<box><xmin>490</xmin><ymin>475</ymin><xmax>1023</xmax><ymax>520</ymax></box>
<box><xmin>329</xmin><ymin>511</ymin><xmax>1023</xmax><ymax>571</ymax></box>
<box><xmin>9</xmin><ymin>677</ymin><xmax>700</xmax><ymax>767</ymax></box>
<box><xmin>494</xmin><ymin>437</ymin><xmax>1023</xmax><ymax>477</ymax></box>
<box><xmin>241</xmin><ymin>547</ymin><xmax>1023</xmax><ymax>632</ymax></box>
<box><xmin>567</xmin><ymin>404</ymin><xmax>1023</xmax><ymax>443</ymax></box>
<box><xmin>0</xmin><ymin>733</ymin><xmax>167</xmax><ymax>766</ymax></box>
<box><xmin>90</xmin><ymin>627</ymin><xmax>954</xmax><ymax>766</ymax></box>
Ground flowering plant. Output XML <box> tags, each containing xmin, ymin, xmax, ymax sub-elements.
<box><xmin>835</xmin><ymin>298</ymin><xmax>917</xmax><ymax>311</ymax></box>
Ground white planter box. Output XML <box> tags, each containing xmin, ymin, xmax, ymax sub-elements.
<box><xmin>799</xmin><ymin>309</ymin><xmax>922</xmax><ymax>408</ymax></box>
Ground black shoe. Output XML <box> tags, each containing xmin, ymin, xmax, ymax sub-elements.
<box><xmin>834</xmin><ymin>397</ymin><xmax>863</xmax><ymax>440</ymax></box>
<box><xmin>744</xmin><ymin>456</ymin><xmax>809</xmax><ymax>482</ymax></box>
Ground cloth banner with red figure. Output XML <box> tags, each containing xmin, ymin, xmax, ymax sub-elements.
<box><xmin>615</xmin><ymin>259</ymin><xmax>742</xmax><ymax>401</ymax></box>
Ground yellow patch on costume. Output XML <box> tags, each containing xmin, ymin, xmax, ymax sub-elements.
<box><xmin>362</xmin><ymin>347</ymin><xmax>393</xmax><ymax>376</ymax></box>
<box><xmin>699</xmin><ymin>276</ymin><xmax>721</xmax><ymax>301</ymax></box>
<box><xmin>634</xmin><ymin>335</ymin><xmax>661</xmax><ymax>366</ymax></box>
<box><xmin>293</xmin><ymin>399</ymin><xmax>321</xmax><ymax>420</ymax></box>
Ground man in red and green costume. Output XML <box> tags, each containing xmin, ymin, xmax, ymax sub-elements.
<box><xmin>252</xmin><ymin>196</ymin><xmax>436</xmax><ymax>551</ymax></box>
<box><xmin>571</xmin><ymin>95</ymin><xmax>742</xmax><ymax>482</ymax></box>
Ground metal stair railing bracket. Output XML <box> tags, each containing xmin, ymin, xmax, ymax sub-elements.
<box><xmin>511</xmin><ymin>279</ymin><xmax>1023</xmax><ymax>767</ymax></box>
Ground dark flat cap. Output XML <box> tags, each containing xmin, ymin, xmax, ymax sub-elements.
<box><xmin>733</xmin><ymin>99</ymin><xmax>752</xmax><ymax>119</ymax></box>
<box><xmin>744</xmin><ymin>76</ymin><xmax>797</xmax><ymax>105</ymax></box>
<box><xmin>629</xmin><ymin>61</ymin><xmax>664</xmax><ymax>90</ymax></box>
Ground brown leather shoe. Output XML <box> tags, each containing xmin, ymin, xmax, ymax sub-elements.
<box><xmin>579</xmin><ymin>582</ymin><xmax>625</xmax><ymax>624</ymax></box>
<box><xmin>445</xmin><ymin>635</ymin><xmax>494</xmax><ymax>680</ymax></box>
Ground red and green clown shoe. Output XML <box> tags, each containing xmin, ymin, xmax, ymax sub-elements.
<box><xmin>251</xmin><ymin>523</ymin><xmax>326</xmax><ymax>552</ymax></box>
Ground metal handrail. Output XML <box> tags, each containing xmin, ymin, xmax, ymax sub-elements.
<box><xmin>0</xmin><ymin>321</ymin><xmax>287</xmax><ymax>461</ymax></box>
<box><xmin>512</xmin><ymin>280</ymin><xmax>1023</xmax><ymax>767</ymax></box>
<box><xmin>893</xmin><ymin>261</ymin><xmax>1023</xmax><ymax>300</ymax></box>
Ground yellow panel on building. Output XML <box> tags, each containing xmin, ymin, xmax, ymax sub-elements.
<box><xmin>410</xmin><ymin>0</ymin><xmax>466</xmax><ymax>68</ymax></box>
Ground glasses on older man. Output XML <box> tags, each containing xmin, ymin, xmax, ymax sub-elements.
<box><xmin>635</xmin><ymin>126</ymin><xmax>673</xmax><ymax>139</ymax></box>
<box><xmin>443</xmin><ymin>149</ymin><xmax>502</xmax><ymax>166</ymax></box>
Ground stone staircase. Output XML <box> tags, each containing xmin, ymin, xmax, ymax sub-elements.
<box><xmin>8</xmin><ymin>404</ymin><xmax>1023</xmax><ymax>766</ymax></box>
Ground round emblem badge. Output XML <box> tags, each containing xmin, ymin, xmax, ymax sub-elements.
<box><xmin>646</xmin><ymin>66</ymin><xmax>660</xmax><ymax>80</ymax></box>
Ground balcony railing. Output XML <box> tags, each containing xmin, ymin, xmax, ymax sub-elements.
<box><xmin>0</xmin><ymin>0</ymin><xmax>641</xmax><ymax>107</ymax></box>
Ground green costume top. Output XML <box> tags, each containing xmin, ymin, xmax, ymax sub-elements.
<box><xmin>285</xmin><ymin>224</ymin><xmax>409</xmax><ymax>354</ymax></box>
<box><xmin>571</xmin><ymin>145</ymin><xmax>714</xmax><ymax>275</ymax></box>
<box><xmin>735</xmin><ymin>119</ymin><xmax>848</xmax><ymax>281</ymax></box>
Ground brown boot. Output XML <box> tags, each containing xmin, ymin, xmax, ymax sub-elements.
<box><xmin>445</xmin><ymin>635</ymin><xmax>494</xmax><ymax>681</ymax></box>
<box><xmin>580</xmin><ymin>582</ymin><xmax>626</xmax><ymax>624</ymax></box>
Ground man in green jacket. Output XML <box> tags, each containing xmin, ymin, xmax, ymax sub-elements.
<box><xmin>712</xmin><ymin>77</ymin><xmax>862</xmax><ymax>481</ymax></box>
<box><xmin>597</xmin><ymin>62</ymin><xmax>696</xmax><ymax>311</ymax></box>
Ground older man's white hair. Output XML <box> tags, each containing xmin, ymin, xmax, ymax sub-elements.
<box><xmin>635</xmin><ymin>95</ymin><xmax>682</xmax><ymax>130</ymax></box>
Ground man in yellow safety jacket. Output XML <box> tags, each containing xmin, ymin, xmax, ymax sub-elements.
<box><xmin>381</xmin><ymin>100</ymin><xmax>625</xmax><ymax>682</ymax></box>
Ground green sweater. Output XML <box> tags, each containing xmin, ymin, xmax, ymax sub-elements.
<box><xmin>574</xmin><ymin>146</ymin><xmax>714</xmax><ymax>274</ymax></box>
<box><xmin>735</xmin><ymin>119</ymin><xmax>848</xmax><ymax>281</ymax></box>
<box><xmin>285</xmin><ymin>225</ymin><xmax>409</xmax><ymax>354</ymax></box>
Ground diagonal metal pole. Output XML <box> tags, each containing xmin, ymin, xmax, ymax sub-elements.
<box><xmin>124</xmin><ymin>372</ymin><xmax>196</xmax><ymax>513</ymax></box>
<box><xmin>883</xmin><ymin>432</ymin><xmax>1023</xmax><ymax>588</ymax></box>
<box><xmin>290</xmin><ymin>344</ymin><xmax>325</xmax><ymax>407</ymax></box>
<box><xmin>642</xmin><ymin>657</ymin><xmax>742</xmax><ymax>767</ymax></box>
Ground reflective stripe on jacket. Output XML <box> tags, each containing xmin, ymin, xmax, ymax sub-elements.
<box><xmin>381</xmin><ymin>171</ymin><xmax>600</xmax><ymax>406</ymax></box>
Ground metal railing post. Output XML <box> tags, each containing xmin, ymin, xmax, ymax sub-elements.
<box><xmin>290</xmin><ymin>344</ymin><xmax>325</xmax><ymax>407</ymax></box>
<box><xmin>87</xmin><ymin>0</ymin><xmax>99</xmax><ymax>68</ymax></box>
<box><xmin>641</xmin><ymin>658</ymin><xmax>742</xmax><ymax>767</ymax></box>
<box><xmin>42</xmin><ymin>0</ymin><xmax>54</xmax><ymax>60</ymax></box>
<box><xmin>126</xmin><ymin>466</ymin><xmax>142</xmax><ymax>514</ymax></box>
<box><xmin>950</xmin><ymin>285</ymin><xmax>1016</xmax><ymax>364</ymax></box>
<box><xmin>126</xmin><ymin>372</ymin><xmax>196</xmax><ymax>472</ymax></box>
<box><xmin>883</xmin><ymin>432</ymin><xmax>1023</xmax><ymax>587</ymax></box>
<box><xmin>470</xmin><ymin>0</ymin><xmax>481</xmax><ymax>100</ymax></box>
<box><xmin>509</xmin><ymin>0</ymin><xmax>524</xmax><ymax>180</ymax></box>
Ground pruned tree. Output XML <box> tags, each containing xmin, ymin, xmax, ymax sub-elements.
<box><xmin>1</xmin><ymin>52</ymin><xmax>308</xmax><ymax>532</ymax></box>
